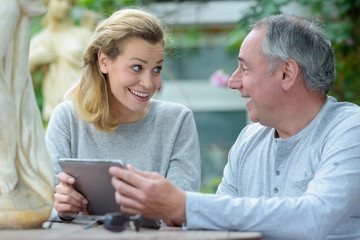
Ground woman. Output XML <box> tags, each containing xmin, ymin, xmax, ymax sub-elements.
<box><xmin>45</xmin><ymin>8</ymin><xmax>201</xmax><ymax>220</ymax></box>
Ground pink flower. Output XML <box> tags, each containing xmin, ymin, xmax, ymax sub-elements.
<box><xmin>209</xmin><ymin>69</ymin><xmax>230</xmax><ymax>87</ymax></box>
<box><xmin>345</xmin><ymin>38</ymin><xmax>354</xmax><ymax>46</ymax></box>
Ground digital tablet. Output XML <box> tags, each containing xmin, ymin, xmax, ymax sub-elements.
<box><xmin>58</xmin><ymin>158</ymin><xmax>161</xmax><ymax>229</ymax></box>
<box><xmin>58</xmin><ymin>158</ymin><xmax>126</xmax><ymax>215</ymax></box>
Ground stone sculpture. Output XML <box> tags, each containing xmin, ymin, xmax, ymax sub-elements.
<box><xmin>0</xmin><ymin>0</ymin><xmax>55</xmax><ymax>229</ymax></box>
<box><xmin>29</xmin><ymin>0</ymin><xmax>94</xmax><ymax>122</ymax></box>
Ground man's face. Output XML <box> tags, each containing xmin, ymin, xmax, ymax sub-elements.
<box><xmin>227</xmin><ymin>28</ymin><xmax>282</xmax><ymax>126</ymax></box>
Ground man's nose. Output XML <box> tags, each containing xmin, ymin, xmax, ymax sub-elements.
<box><xmin>227</xmin><ymin>69</ymin><xmax>242</xmax><ymax>90</ymax></box>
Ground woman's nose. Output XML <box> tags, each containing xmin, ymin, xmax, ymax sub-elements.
<box><xmin>139</xmin><ymin>73</ymin><xmax>155</xmax><ymax>89</ymax></box>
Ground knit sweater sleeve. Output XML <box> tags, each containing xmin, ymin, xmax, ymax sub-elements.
<box><xmin>165</xmin><ymin>107</ymin><xmax>201</xmax><ymax>192</ymax></box>
<box><xmin>45</xmin><ymin>101</ymin><xmax>74</xmax><ymax>178</ymax></box>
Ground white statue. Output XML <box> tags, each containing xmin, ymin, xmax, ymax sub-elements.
<box><xmin>0</xmin><ymin>0</ymin><xmax>55</xmax><ymax>229</ymax></box>
<box><xmin>29</xmin><ymin>0</ymin><xmax>94</xmax><ymax>122</ymax></box>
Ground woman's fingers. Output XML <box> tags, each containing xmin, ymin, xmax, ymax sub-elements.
<box><xmin>53</xmin><ymin>198</ymin><xmax>84</xmax><ymax>215</ymax></box>
<box><xmin>55</xmin><ymin>186</ymin><xmax>85</xmax><ymax>208</ymax></box>
<box><xmin>57</xmin><ymin>172</ymin><xmax>75</xmax><ymax>185</ymax></box>
<box><xmin>56</xmin><ymin>183</ymin><xmax>87</xmax><ymax>204</ymax></box>
<box><xmin>54</xmin><ymin>173</ymin><xmax>88</xmax><ymax>216</ymax></box>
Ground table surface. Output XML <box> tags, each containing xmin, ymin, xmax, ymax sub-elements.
<box><xmin>0</xmin><ymin>221</ymin><xmax>262</xmax><ymax>240</ymax></box>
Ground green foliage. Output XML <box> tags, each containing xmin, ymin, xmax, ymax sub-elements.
<box><xmin>170</xmin><ymin>28</ymin><xmax>203</xmax><ymax>48</ymax></box>
<box><xmin>33</xmin><ymin>71</ymin><xmax>44</xmax><ymax>112</ymax></box>
<box><xmin>227</xmin><ymin>0</ymin><xmax>360</xmax><ymax>105</ymax></box>
<box><xmin>201</xmin><ymin>177</ymin><xmax>222</xmax><ymax>193</ymax></box>
<box><xmin>30</xmin><ymin>16</ymin><xmax>43</xmax><ymax>38</ymax></box>
<box><xmin>77</xmin><ymin>0</ymin><xmax>137</xmax><ymax>17</ymax></box>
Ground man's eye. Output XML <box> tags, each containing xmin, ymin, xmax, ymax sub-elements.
<box><xmin>132</xmin><ymin>65</ymin><xmax>142</xmax><ymax>72</ymax></box>
<box><xmin>153</xmin><ymin>66</ymin><xmax>162</xmax><ymax>73</ymax></box>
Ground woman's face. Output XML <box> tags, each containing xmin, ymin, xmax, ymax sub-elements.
<box><xmin>98</xmin><ymin>37</ymin><xmax>164</xmax><ymax>122</ymax></box>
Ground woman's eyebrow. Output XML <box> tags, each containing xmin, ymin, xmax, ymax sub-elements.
<box><xmin>130</xmin><ymin>58</ymin><xmax>164</xmax><ymax>64</ymax></box>
<box><xmin>130</xmin><ymin>58</ymin><xmax>147</xmax><ymax>64</ymax></box>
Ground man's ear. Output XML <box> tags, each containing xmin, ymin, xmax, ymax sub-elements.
<box><xmin>98</xmin><ymin>51</ymin><xmax>109</xmax><ymax>74</ymax></box>
<box><xmin>279</xmin><ymin>59</ymin><xmax>300</xmax><ymax>91</ymax></box>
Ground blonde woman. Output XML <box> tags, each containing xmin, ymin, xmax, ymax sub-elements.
<box><xmin>46</xmin><ymin>8</ymin><xmax>201</xmax><ymax>221</ymax></box>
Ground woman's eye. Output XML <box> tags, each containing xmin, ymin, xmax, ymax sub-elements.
<box><xmin>132</xmin><ymin>65</ymin><xmax>142</xmax><ymax>72</ymax></box>
<box><xmin>153</xmin><ymin>66</ymin><xmax>162</xmax><ymax>73</ymax></box>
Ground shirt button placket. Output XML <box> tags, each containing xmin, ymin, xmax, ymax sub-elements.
<box><xmin>274</xmin><ymin>171</ymin><xmax>281</xmax><ymax>195</ymax></box>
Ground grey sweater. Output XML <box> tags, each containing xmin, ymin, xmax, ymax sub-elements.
<box><xmin>45</xmin><ymin>99</ymin><xmax>201</xmax><ymax>192</ymax></box>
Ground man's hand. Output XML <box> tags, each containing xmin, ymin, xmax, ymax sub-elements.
<box><xmin>54</xmin><ymin>172</ymin><xmax>88</xmax><ymax>219</ymax></box>
<box><xmin>109</xmin><ymin>165</ymin><xmax>186</xmax><ymax>226</ymax></box>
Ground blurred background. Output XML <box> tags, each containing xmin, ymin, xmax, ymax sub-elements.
<box><xmin>30</xmin><ymin>0</ymin><xmax>359</xmax><ymax>193</ymax></box>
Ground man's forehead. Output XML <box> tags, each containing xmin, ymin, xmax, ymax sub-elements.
<box><xmin>239</xmin><ymin>28</ymin><xmax>265</xmax><ymax>62</ymax></box>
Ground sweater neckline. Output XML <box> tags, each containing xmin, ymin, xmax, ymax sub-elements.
<box><xmin>117</xmin><ymin>99</ymin><xmax>158</xmax><ymax>128</ymax></box>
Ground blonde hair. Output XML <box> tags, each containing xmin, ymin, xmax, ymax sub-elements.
<box><xmin>65</xmin><ymin>8</ymin><xmax>165</xmax><ymax>132</ymax></box>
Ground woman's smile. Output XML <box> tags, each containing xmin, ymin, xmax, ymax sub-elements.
<box><xmin>129</xmin><ymin>88</ymin><xmax>150</xmax><ymax>102</ymax></box>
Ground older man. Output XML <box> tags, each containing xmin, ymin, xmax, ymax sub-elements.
<box><xmin>108</xmin><ymin>14</ymin><xmax>360</xmax><ymax>240</ymax></box>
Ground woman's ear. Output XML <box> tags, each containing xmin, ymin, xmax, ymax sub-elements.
<box><xmin>280</xmin><ymin>59</ymin><xmax>300</xmax><ymax>91</ymax></box>
<box><xmin>98</xmin><ymin>51</ymin><xmax>109</xmax><ymax>74</ymax></box>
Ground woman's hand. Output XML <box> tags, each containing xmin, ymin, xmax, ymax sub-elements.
<box><xmin>54</xmin><ymin>172</ymin><xmax>88</xmax><ymax>219</ymax></box>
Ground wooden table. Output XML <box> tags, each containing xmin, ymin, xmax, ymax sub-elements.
<box><xmin>0</xmin><ymin>221</ymin><xmax>262</xmax><ymax>240</ymax></box>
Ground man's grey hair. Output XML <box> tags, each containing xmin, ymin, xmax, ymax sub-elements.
<box><xmin>251</xmin><ymin>14</ymin><xmax>335</xmax><ymax>94</ymax></box>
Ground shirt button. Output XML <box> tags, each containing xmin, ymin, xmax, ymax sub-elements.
<box><xmin>274</xmin><ymin>187</ymin><xmax>279</xmax><ymax>193</ymax></box>
<box><xmin>276</xmin><ymin>170</ymin><xmax>280</xmax><ymax>176</ymax></box>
